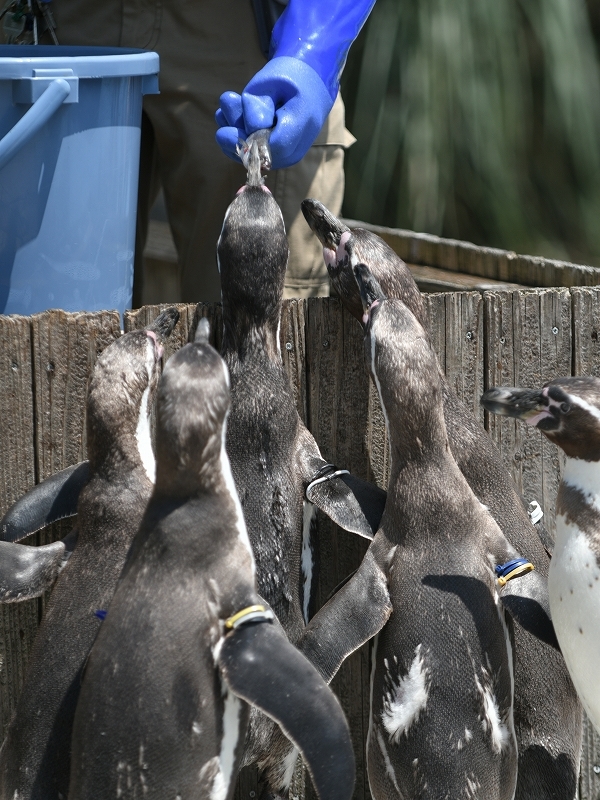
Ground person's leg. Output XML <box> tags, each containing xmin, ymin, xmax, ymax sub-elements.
<box><xmin>133</xmin><ymin>111</ymin><xmax>161</xmax><ymax>308</ymax></box>
<box><xmin>266</xmin><ymin>93</ymin><xmax>356</xmax><ymax>299</ymax></box>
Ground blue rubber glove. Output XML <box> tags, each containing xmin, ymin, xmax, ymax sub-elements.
<box><xmin>216</xmin><ymin>0</ymin><xmax>377</xmax><ymax>170</ymax></box>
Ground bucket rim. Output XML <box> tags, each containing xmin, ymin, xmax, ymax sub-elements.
<box><xmin>0</xmin><ymin>46</ymin><xmax>159</xmax><ymax>78</ymax></box>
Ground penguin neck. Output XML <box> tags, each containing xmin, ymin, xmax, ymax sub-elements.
<box><xmin>376</xmin><ymin>377</ymin><xmax>451</xmax><ymax>480</ymax></box>
<box><xmin>153</xmin><ymin>429</ymin><xmax>226</xmax><ymax>499</ymax></box>
<box><xmin>221</xmin><ymin>306</ymin><xmax>281</xmax><ymax>364</ymax></box>
<box><xmin>89</xmin><ymin>426</ymin><xmax>155</xmax><ymax>485</ymax></box>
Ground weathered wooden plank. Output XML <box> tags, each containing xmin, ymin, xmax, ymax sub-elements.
<box><xmin>483</xmin><ymin>290</ymin><xmax>523</xmax><ymax>490</ymax></box>
<box><xmin>280</xmin><ymin>299</ymin><xmax>307</xmax><ymax>425</ymax></box>
<box><xmin>31</xmin><ymin>310</ymin><xmax>121</xmax><ymax>484</ymax></box>
<box><xmin>571</xmin><ymin>288</ymin><xmax>600</xmax><ymax>377</ymax></box>
<box><xmin>0</xmin><ymin>316</ymin><xmax>38</xmax><ymax>739</ymax></box>
<box><xmin>305</xmin><ymin>298</ymin><xmax>377</xmax><ymax>800</ymax></box>
<box><xmin>423</xmin><ymin>293</ymin><xmax>447</xmax><ymax>371</ymax></box>
<box><xmin>484</xmin><ymin>289</ymin><xmax>571</xmax><ymax>539</ymax></box>
<box><xmin>423</xmin><ymin>292</ymin><xmax>483</xmax><ymax>420</ymax></box>
<box><xmin>31</xmin><ymin>310</ymin><xmax>121</xmax><ymax>625</ymax></box>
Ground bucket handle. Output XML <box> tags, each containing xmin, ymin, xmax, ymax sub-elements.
<box><xmin>0</xmin><ymin>78</ymin><xmax>71</xmax><ymax>172</ymax></box>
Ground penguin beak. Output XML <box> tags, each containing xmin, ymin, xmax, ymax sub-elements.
<box><xmin>353</xmin><ymin>264</ymin><xmax>387</xmax><ymax>328</ymax></box>
<box><xmin>148</xmin><ymin>307</ymin><xmax>180</xmax><ymax>341</ymax></box>
<box><xmin>301</xmin><ymin>199</ymin><xmax>350</xmax><ymax>251</ymax></box>
<box><xmin>480</xmin><ymin>387</ymin><xmax>552</xmax><ymax>426</ymax></box>
<box><xmin>144</xmin><ymin>307</ymin><xmax>180</xmax><ymax>361</ymax></box>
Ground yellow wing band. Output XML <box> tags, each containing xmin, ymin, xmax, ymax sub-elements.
<box><xmin>497</xmin><ymin>562</ymin><xmax>534</xmax><ymax>586</ymax></box>
<box><xmin>225</xmin><ymin>605</ymin><xmax>274</xmax><ymax>630</ymax></box>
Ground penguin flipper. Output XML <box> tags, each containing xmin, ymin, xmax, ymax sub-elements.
<box><xmin>306</xmin><ymin>471</ymin><xmax>386</xmax><ymax>539</ymax></box>
<box><xmin>0</xmin><ymin>539</ymin><xmax>66</xmax><ymax>602</ymax></box>
<box><xmin>487</xmin><ymin>524</ymin><xmax>560</xmax><ymax>650</ymax></box>
<box><xmin>500</xmin><ymin>570</ymin><xmax>560</xmax><ymax>651</ymax></box>
<box><xmin>299</xmin><ymin>547</ymin><xmax>392</xmax><ymax>683</ymax></box>
<box><xmin>0</xmin><ymin>460</ymin><xmax>89</xmax><ymax>542</ymax></box>
<box><xmin>218</xmin><ymin>621</ymin><xmax>355</xmax><ymax>800</ymax></box>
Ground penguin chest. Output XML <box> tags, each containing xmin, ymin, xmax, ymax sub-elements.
<box><xmin>550</xmin><ymin>514</ymin><xmax>600</xmax><ymax>729</ymax></box>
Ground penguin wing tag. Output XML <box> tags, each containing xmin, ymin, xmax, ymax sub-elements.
<box><xmin>218</xmin><ymin>621</ymin><xmax>355</xmax><ymax>800</ymax></box>
<box><xmin>306</xmin><ymin>470</ymin><xmax>386</xmax><ymax>539</ymax></box>
<box><xmin>0</xmin><ymin>460</ymin><xmax>89</xmax><ymax>542</ymax></box>
<box><xmin>0</xmin><ymin>539</ymin><xmax>66</xmax><ymax>602</ymax></box>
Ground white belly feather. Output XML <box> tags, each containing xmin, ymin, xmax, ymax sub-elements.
<box><xmin>550</xmin><ymin>513</ymin><xmax>600</xmax><ymax>731</ymax></box>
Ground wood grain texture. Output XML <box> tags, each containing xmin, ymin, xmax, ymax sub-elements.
<box><xmin>484</xmin><ymin>289</ymin><xmax>571</xmax><ymax>540</ymax></box>
<box><xmin>0</xmin><ymin>316</ymin><xmax>37</xmax><ymax>739</ymax></box>
<box><xmin>31</xmin><ymin>310</ymin><xmax>121</xmax><ymax>484</ymax></box>
<box><xmin>424</xmin><ymin>291</ymin><xmax>484</xmax><ymax>423</ymax></box>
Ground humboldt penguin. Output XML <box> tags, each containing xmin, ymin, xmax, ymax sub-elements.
<box><xmin>301</xmin><ymin>199</ymin><xmax>582</xmax><ymax>800</ymax></box>
<box><xmin>0</xmin><ymin>307</ymin><xmax>179</xmax><ymax>800</ymax></box>
<box><xmin>296</xmin><ymin>265</ymin><xmax>559</xmax><ymax>800</ymax></box>
<box><xmin>68</xmin><ymin>321</ymin><xmax>356</xmax><ymax>800</ymax></box>
<box><xmin>482</xmin><ymin>377</ymin><xmax>600</xmax><ymax>733</ymax></box>
<box><xmin>216</xmin><ymin>140</ymin><xmax>385</xmax><ymax>791</ymax></box>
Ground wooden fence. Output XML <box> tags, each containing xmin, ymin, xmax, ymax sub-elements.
<box><xmin>0</xmin><ymin>289</ymin><xmax>599</xmax><ymax>799</ymax></box>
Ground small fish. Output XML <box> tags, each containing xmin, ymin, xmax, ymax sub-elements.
<box><xmin>237</xmin><ymin>129</ymin><xmax>272</xmax><ymax>186</ymax></box>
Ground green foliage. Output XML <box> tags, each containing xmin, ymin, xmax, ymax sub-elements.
<box><xmin>342</xmin><ymin>0</ymin><xmax>600</xmax><ymax>266</ymax></box>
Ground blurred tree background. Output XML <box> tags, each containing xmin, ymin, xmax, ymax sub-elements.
<box><xmin>342</xmin><ymin>0</ymin><xmax>600</xmax><ymax>267</ymax></box>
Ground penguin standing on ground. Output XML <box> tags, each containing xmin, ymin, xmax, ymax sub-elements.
<box><xmin>297</xmin><ymin>266</ymin><xmax>559</xmax><ymax>800</ymax></box>
<box><xmin>0</xmin><ymin>308</ymin><xmax>179</xmax><ymax>800</ymax></box>
<box><xmin>68</xmin><ymin>321</ymin><xmax>356</xmax><ymax>800</ymax></box>
<box><xmin>215</xmin><ymin>140</ymin><xmax>386</xmax><ymax>792</ymax></box>
<box><xmin>300</xmin><ymin>199</ymin><xmax>583</xmax><ymax>800</ymax></box>
<box><xmin>482</xmin><ymin>377</ymin><xmax>600</xmax><ymax>733</ymax></box>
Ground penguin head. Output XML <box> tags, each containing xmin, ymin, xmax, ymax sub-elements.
<box><xmin>87</xmin><ymin>307</ymin><xmax>180</xmax><ymax>475</ymax></box>
<box><xmin>482</xmin><ymin>377</ymin><xmax>600</xmax><ymax>460</ymax></box>
<box><xmin>154</xmin><ymin>320</ymin><xmax>231</xmax><ymax>493</ymax></box>
<box><xmin>218</xmin><ymin>185</ymin><xmax>289</xmax><ymax>331</ymax></box>
<box><xmin>353</xmin><ymin>264</ymin><xmax>445</xmax><ymax>455</ymax></box>
<box><xmin>301</xmin><ymin>199</ymin><xmax>425</xmax><ymax>326</ymax></box>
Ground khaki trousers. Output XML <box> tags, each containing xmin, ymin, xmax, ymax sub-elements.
<box><xmin>34</xmin><ymin>0</ymin><xmax>355</xmax><ymax>303</ymax></box>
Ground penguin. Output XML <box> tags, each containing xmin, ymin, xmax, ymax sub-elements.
<box><xmin>482</xmin><ymin>377</ymin><xmax>600</xmax><ymax>733</ymax></box>
<box><xmin>296</xmin><ymin>266</ymin><xmax>560</xmax><ymax>800</ymax></box>
<box><xmin>0</xmin><ymin>307</ymin><xmax>179</xmax><ymax>800</ymax></box>
<box><xmin>215</xmin><ymin>140</ymin><xmax>386</xmax><ymax>791</ymax></box>
<box><xmin>301</xmin><ymin>198</ymin><xmax>583</xmax><ymax>800</ymax></box>
<box><xmin>68</xmin><ymin>321</ymin><xmax>356</xmax><ymax>800</ymax></box>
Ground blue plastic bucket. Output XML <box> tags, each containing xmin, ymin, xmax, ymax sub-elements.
<box><xmin>0</xmin><ymin>46</ymin><xmax>159</xmax><ymax>318</ymax></box>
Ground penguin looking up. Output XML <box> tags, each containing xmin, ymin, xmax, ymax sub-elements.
<box><xmin>215</xmin><ymin>140</ymin><xmax>386</xmax><ymax>792</ymax></box>
<box><xmin>482</xmin><ymin>378</ymin><xmax>600</xmax><ymax>733</ymax></box>
<box><xmin>294</xmin><ymin>265</ymin><xmax>559</xmax><ymax>800</ymax></box>
<box><xmin>301</xmin><ymin>198</ymin><xmax>583</xmax><ymax>800</ymax></box>
<box><xmin>68</xmin><ymin>320</ymin><xmax>356</xmax><ymax>800</ymax></box>
<box><xmin>0</xmin><ymin>308</ymin><xmax>180</xmax><ymax>800</ymax></box>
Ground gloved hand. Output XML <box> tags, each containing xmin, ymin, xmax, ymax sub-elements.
<box><xmin>216</xmin><ymin>57</ymin><xmax>333</xmax><ymax>170</ymax></box>
<box><xmin>216</xmin><ymin>0</ymin><xmax>377</xmax><ymax>170</ymax></box>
